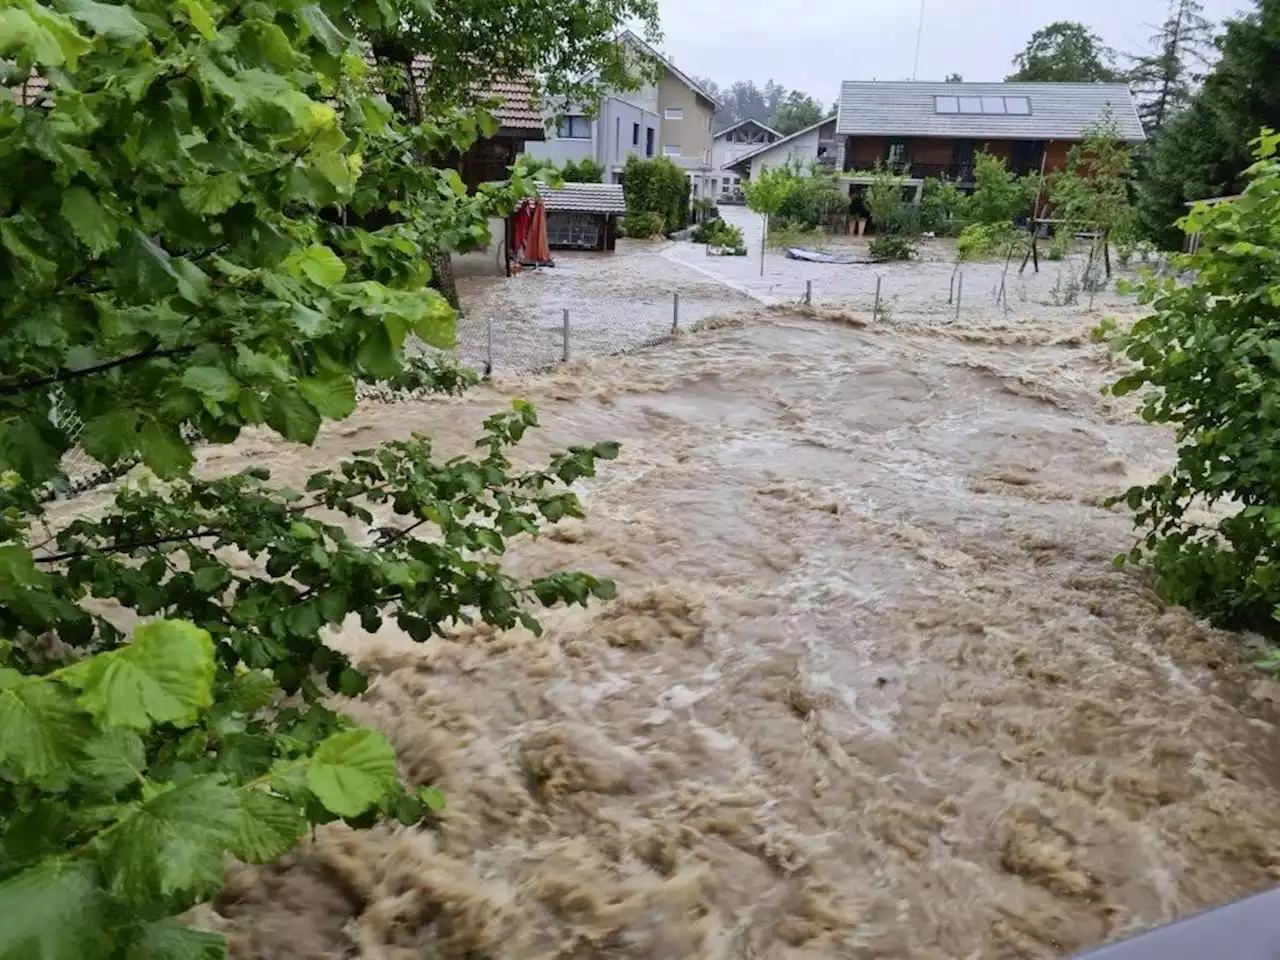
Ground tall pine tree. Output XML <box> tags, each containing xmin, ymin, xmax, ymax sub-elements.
<box><xmin>1138</xmin><ymin>0</ymin><xmax>1280</xmax><ymax>247</ymax></box>
<box><xmin>1128</xmin><ymin>0</ymin><xmax>1216</xmax><ymax>134</ymax></box>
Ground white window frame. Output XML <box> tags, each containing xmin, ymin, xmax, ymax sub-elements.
<box><xmin>664</xmin><ymin>107</ymin><xmax>684</xmax><ymax>120</ymax></box>
<box><xmin>663</xmin><ymin>144</ymin><xmax>682</xmax><ymax>157</ymax></box>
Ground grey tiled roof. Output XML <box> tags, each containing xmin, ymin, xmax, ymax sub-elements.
<box><xmin>535</xmin><ymin>182</ymin><xmax>627</xmax><ymax>214</ymax></box>
<box><xmin>836</xmin><ymin>82</ymin><xmax>1145</xmax><ymax>141</ymax></box>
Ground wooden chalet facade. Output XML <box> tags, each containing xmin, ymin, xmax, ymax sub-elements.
<box><xmin>836</xmin><ymin>82</ymin><xmax>1146</xmax><ymax>187</ymax></box>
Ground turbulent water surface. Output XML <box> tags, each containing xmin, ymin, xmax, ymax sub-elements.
<box><xmin>193</xmin><ymin>307</ymin><xmax>1280</xmax><ymax>959</ymax></box>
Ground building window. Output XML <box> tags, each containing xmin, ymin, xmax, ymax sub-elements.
<box><xmin>886</xmin><ymin>139</ymin><xmax>907</xmax><ymax>167</ymax></box>
<box><xmin>711</xmin><ymin>178</ymin><xmax>718</xmax><ymax>194</ymax></box>
<box><xmin>646</xmin><ymin>127</ymin><xmax>655</xmax><ymax>156</ymax></box>
<box><xmin>632</xmin><ymin>122</ymin><xmax>640</xmax><ymax>145</ymax></box>
<box><xmin>664</xmin><ymin>107</ymin><xmax>684</xmax><ymax>120</ymax></box>
<box><xmin>935</xmin><ymin>95</ymin><xmax>1034</xmax><ymax>115</ymax></box>
<box><xmin>557</xmin><ymin>115</ymin><xmax>591</xmax><ymax>139</ymax></box>
<box><xmin>664</xmin><ymin>144</ymin><xmax>681</xmax><ymax>157</ymax></box>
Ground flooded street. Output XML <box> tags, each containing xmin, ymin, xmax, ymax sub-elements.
<box><xmin>202</xmin><ymin>306</ymin><xmax>1280</xmax><ymax>959</ymax></box>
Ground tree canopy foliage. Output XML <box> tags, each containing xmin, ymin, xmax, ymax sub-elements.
<box><xmin>774</xmin><ymin>91</ymin><xmax>825</xmax><ymax>136</ymax></box>
<box><xmin>1110</xmin><ymin>130</ymin><xmax>1280</xmax><ymax>668</ymax></box>
<box><xmin>694</xmin><ymin>76</ymin><xmax>828</xmax><ymax>135</ymax></box>
<box><xmin>366</xmin><ymin>0</ymin><xmax>660</xmax><ymax>114</ymax></box>
<box><xmin>1138</xmin><ymin>0</ymin><xmax>1280</xmax><ymax>247</ymax></box>
<box><xmin>1007</xmin><ymin>20</ymin><xmax>1121</xmax><ymax>82</ymax></box>
<box><xmin>0</xmin><ymin>0</ymin><xmax>629</xmax><ymax>955</ymax></box>
<box><xmin>1051</xmin><ymin>108</ymin><xmax>1137</xmax><ymax>252</ymax></box>
<box><xmin>1127</xmin><ymin>0</ymin><xmax>1216</xmax><ymax>135</ymax></box>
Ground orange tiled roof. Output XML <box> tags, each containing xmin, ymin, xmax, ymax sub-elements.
<box><xmin>407</xmin><ymin>56</ymin><xmax>543</xmax><ymax>132</ymax></box>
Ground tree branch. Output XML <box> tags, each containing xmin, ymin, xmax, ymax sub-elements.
<box><xmin>0</xmin><ymin>345</ymin><xmax>200</xmax><ymax>397</ymax></box>
<box><xmin>34</xmin><ymin>528</ymin><xmax>222</xmax><ymax>564</ymax></box>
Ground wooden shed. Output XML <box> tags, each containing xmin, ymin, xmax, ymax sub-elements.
<box><xmin>536</xmin><ymin>182</ymin><xmax>627</xmax><ymax>251</ymax></box>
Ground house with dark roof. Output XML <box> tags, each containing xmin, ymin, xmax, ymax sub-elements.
<box><xmin>835</xmin><ymin>81</ymin><xmax>1144</xmax><ymax>186</ymax></box>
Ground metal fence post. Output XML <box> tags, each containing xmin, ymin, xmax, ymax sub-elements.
<box><xmin>562</xmin><ymin>309</ymin><xmax>570</xmax><ymax>362</ymax></box>
<box><xmin>955</xmin><ymin>272</ymin><xmax>963</xmax><ymax>322</ymax></box>
<box><xmin>873</xmin><ymin>275</ymin><xmax>882</xmax><ymax>321</ymax></box>
<box><xmin>672</xmin><ymin>292</ymin><xmax>679</xmax><ymax>332</ymax></box>
<box><xmin>805</xmin><ymin>280</ymin><xmax>812</xmax><ymax>305</ymax></box>
<box><xmin>485</xmin><ymin>317</ymin><xmax>494</xmax><ymax>377</ymax></box>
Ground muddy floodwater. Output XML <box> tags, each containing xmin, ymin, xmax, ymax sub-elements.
<box><xmin>197</xmin><ymin>306</ymin><xmax>1280</xmax><ymax>959</ymax></box>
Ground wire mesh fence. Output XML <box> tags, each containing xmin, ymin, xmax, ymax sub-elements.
<box><xmin>44</xmin><ymin>240</ymin><xmax>1170</xmax><ymax>496</ymax></box>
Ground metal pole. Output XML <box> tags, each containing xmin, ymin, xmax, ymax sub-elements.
<box><xmin>562</xmin><ymin>309</ymin><xmax>570</xmax><ymax>362</ymax></box>
<box><xmin>948</xmin><ymin>269</ymin><xmax>956</xmax><ymax>304</ymax></box>
<box><xmin>955</xmin><ymin>272</ymin><xmax>963</xmax><ymax>322</ymax></box>
<box><xmin>486</xmin><ymin>317</ymin><xmax>493</xmax><ymax>377</ymax></box>
<box><xmin>760</xmin><ymin>213</ymin><xmax>767</xmax><ymax>277</ymax></box>
<box><xmin>805</xmin><ymin>280</ymin><xmax>812</xmax><ymax>305</ymax></box>
<box><xmin>873</xmin><ymin>275</ymin><xmax>882</xmax><ymax>320</ymax></box>
<box><xmin>672</xmin><ymin>292</ymin><xmax>680</xmax><ymax>332</ymax></box>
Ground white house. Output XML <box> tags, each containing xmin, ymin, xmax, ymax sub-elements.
<box><xmin>711</xmin><ymin>119</ymin><xmax>780</xmax><ymax>200</ymax></box>
<box><xmin>524</xmin><ymin>32</ymin><xmax>720</xmax><ymax>198</ymax></box>
<box><xmin>723</xmin><ymin>115</ymin><xmax>838</xmax><ymax>183</ymax></box>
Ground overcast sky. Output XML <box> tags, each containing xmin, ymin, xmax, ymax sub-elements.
<box><xmin>655</xmin><ymin>0</ymin><xmax>1253</xmax><ymax>99</ymax></box>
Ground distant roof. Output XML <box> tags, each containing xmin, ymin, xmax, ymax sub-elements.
<box><xmin>713</xmin><ymin>118</ymin><xmax>781</xmax><ymax>141</ymax></box>
<box><xmin>407</xmin><ymin>56</ymin><xmax>543</xmax><ymax>135</ymax></box>
<box><xmin>620</xmin><ymin>30</ymin><xmax>721</xmax><ymax>110</ymax></box>
<box><xmin>725</xmin><ymin>115</ymin><xmax>837</xmax><ymax>172</ymax></box>
<box><xmin>536</xmin><ymin>181</ymin><xmax>627</xmax><ymax>214</ymax></box>
<box><xmin>836</xmin><ymin>82</ymin><xmax>1145</xmax><ymax>142</ymax></box>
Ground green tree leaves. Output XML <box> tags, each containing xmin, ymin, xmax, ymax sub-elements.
<box><xmin>0</xmin><ymin>669</ymin><xmax>88</xmax><ymax>778</ymax></box>
<box><xmin>59</xmin><ymin>0</ymin><xmax>147</xmax><ymax>41</ymax></box>
<box><xmin>66</xmin><ymin>620</ymin><xmax>215</xmax><ymax>730</ymax></box>
<box><xmin>1110</xmin><ymin>131</ymin><xmax>1280</xmax><ymax>640</ymax></box>
<box><xmin>99</xmin><ymin>777</ymin><xmax>242</xmax><ymax>904</ymax></box>
<box><xmin>305</xmin><ymin>728</ymin><xmax>398</xmax><ymax>817</ymax></box>
<box><xmin>0</xmin><ymin>0</ymin><xmax>627</xmax><ymax>955</ymax></box>
<box><xmin>60</xmin><ymin>187</ymin><xmax>118</xmax><ymax>254</ymax></box>
<box><xmin>0</xmin><ymin>859</ymin><xmax>110</xmax><ymax>960</ymax></box>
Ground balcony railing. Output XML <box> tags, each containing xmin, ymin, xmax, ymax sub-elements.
<box><xmin>843</xmin><ymin>161</ymin><xmax>977</xmax><ymax>182</ymax></box>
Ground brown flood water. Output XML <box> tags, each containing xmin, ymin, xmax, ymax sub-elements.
<box><xmin>190</xmin><ymin>307</ymin><xmax>1280</xmax><ymax>959</ymax></box>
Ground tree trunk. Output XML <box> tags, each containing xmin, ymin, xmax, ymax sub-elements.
<box><xmin>430</xmin><ymin>251</ymin><xmax>461</xmax><ymax>312</ymax></box>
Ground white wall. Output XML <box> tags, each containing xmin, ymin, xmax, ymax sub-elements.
<box><xmin>746</xmin><ymin>126</ymin><xmax>823</xmax><ymax>180</ymax></box>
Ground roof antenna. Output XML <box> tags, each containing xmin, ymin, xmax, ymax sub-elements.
<box><xmin>912</xmin><ymin>0</ymin><xmax>926</xmax><ymax>81</ymax></box>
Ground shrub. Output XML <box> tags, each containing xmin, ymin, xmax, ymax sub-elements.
<box><xmin>778</xmin><ymin>172</ymin><xmax>848</xmax><ymax>229</ymax></box>
<box><xmin>561</xmin><ymin>158</ymin><xmax>605</xmax><ymax>182</ymax></box>
<box><xmin>623</xmin><ymin>156</ymin><xmax>690</xmax><ymax>231</ymax></box>
<box><xmin>866</xmin><ymin>166</ymin><xmax>921</xmax><ymax>237</ymax></box>
<box><xmin>622</xmin><ymin>211</ymin><xmax>667</xmax><ymax>238</ymax></box>
<box><xmin>919</xmin><ymin>176</ymin><xmax>964</xmax><ymax>234</ymax></box>
<box><xmin>693</xmin><ymin>218</ymin><xmax>746</xmax><ymax>254</ymax></box>
<box><xmin>957</xmin><ymin>222</ymin><xmax>1023</xmax><ymax>261</ymax></box>
<box><xmin>869</xmin><ymin>235</ymin><xmax>916</xmax><ymax>260</ymax></box>
<box><xmin>958</xmin><ymin>152</ymin><xmax>1036</xmax><ymax>226</ymax></box>
<box><xmin>1109</xmin><ymin>130</ymin><xmax>1280</xmax><ymax>652</ymax></box>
